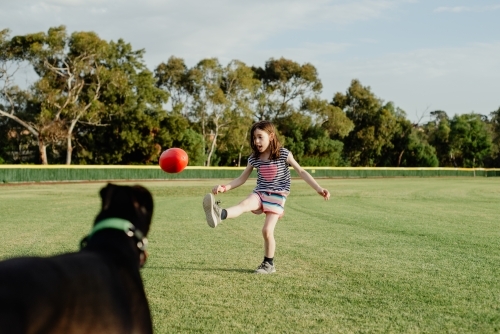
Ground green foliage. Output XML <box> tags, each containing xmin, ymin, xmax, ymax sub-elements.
<box><xmin>158</xmin><ymin>113</ymin><xmax>204</xmax><ymax>166</ymax></box>
<box><xmin>252</xmin><ymin>57</ymin><xmax>322</xmax><ymax>121</ymax></box>
<box><xmin>302</xmin><ymin>97</ymin><xmax>353</xmax><ymax>138</ymax></box>
<box><xmin>334</xmin><ymin>80</ymin><xmax>401</xmax><ymax>166</ymax></box>
<box><xmin>399</xmin><ymin>130</ymin><xmax>439</xmax><ymax>167</ymax></box>
<box><xmin>376</xmin><ymin>109</ymin><xmax>439</xmax><ymax>167</ymax></box>
<box><xmin>301</xmin><ymin>136</ymin><xmax>346</xmax><ymax>166</ymax></box>
<box><xmin>72</xmin><ymin>39</ymin><xmax>167</xmax><ymax>164</ymax></box>
<box><xmin>486</xmin><ymin>107</ymin><xmax>500</xmax><ymax>167</ymax></box>
<box><xmin>448</xmin><ymin>113</ymin><xmax>492</xmax><ymax>167</ymax></box>
<box><xmin>424</xmin><ymin>111</ymin><xmax>452</xmax><ymax>166</ymax></box>
<box><xmin>1</xmin><ymin>26</ymin><xmax>498</xmax><ymax>167</ymax></box>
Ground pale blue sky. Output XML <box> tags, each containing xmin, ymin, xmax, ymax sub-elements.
<box><xmin>2</xmin><ymin>0</ymin><xmax>499</xmax><ymax>122</ymax></box>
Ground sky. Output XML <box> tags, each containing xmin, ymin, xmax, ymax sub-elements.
<box><xmin>1</xmin><ymin>0</ymin><xmax>499</xmax><ymax>122</ymax></box>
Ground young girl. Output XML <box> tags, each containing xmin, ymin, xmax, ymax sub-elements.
<box><xmin>203</xmin><ymin>120</ymin><xmax>330</xmax><ymax>274</ymax></box>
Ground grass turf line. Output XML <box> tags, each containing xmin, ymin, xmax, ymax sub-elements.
<box><xmin>1</xmin><ymin>178</ymin><xmax>499</xmax><ymax>333</ymax></box>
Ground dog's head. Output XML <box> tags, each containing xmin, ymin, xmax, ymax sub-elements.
<box><xmin>86</xmin><ymin>183</ymin><xmax>154</xmax><ymax>267</ymax></box>
<box><xmin>94</xmin><ymin>183</ymin><xmax>154</xmax><ymax>236</ymax></box>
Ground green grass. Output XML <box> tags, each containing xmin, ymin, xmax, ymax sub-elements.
<box><xmin>1</xmin><ymin>178</ymin><xmax>500</xmax><ymax>333</ymax></box>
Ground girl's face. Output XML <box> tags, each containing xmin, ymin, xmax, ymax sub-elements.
<box><xmin>253</xmin><ymin>128</ymin><xmax>273</xmax><ymax>153</ymax></box>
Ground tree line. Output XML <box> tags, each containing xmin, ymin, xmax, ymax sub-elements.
<box><xmin>1</xmin><ymin>26</ymin><xmax>499</xmax><ymax>167</ymax></box>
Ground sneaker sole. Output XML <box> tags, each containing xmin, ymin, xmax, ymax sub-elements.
<box><xmin>203</xmin><ymin>193</ymin><xmax>217</xmax><ymax>228</ymax></box>
<box><xmin>255</xmin><ymin>267</ymin><xmax>276</xmax><ymax>274</ymax></box>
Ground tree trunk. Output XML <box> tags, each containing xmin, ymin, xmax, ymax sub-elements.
<box><xmin>206</xmin><ymin>127</ymin><xmax>218</xmax><ymax>167</ymax></box>
<box><xmin>397</xmin><ymin>150</ymin><xmax>405</xmax><ymax>167</ymax></box>
<box><xmin>66</xmin><ymin>136</ymin><xmax>73</xmax><ymax>165</ymax></box>
<box><xmin>38</xmin><ymin>137</ymin><xmax>48</xmax><ymax>165</ymax></box>
<box><xmin>65</xmin><ymin>119</ymin><xmax>78</xmax><ymax>165</ymax></box>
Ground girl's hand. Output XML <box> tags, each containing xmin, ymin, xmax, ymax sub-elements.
<box><xmin>212</xmin><ymin>185</ymin><xmax>226</xmax><ymax>194</ymax></box>
<box><xmin>318</xmin><ymin>188</ymin><xmax>330</xmax><ymax>200</ymax></box>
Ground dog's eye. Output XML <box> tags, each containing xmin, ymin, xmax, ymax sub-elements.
<box><xmin>140</xmin><ymin>206</ymin><xmax>147</xmax><ymax>215</ymax></box>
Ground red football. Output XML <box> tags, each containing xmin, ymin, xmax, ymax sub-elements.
<box><xmin>159</xmin><ymin>148</ymin><xmax>188</xmax><ymax>173</ymax></box>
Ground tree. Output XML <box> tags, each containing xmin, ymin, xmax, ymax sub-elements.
<box><xmin>1</xmin><ymin>26</ymin><xmax>109</xmax><ymax>164</ymax></box>
<box><xmin>158</xmin><ymin>113</ymin><xmax>204</xmax><ymax>166</ymax></box>
<box><xmin>373</xmin><ymin>107</ymin><xmax>438</xmax><ymax>167</ymax></box>
<box><xmin>487</xmin><ymin>107</ymin><xmax>500</xmax><ymax>167</ymax></box>
<box><xmin>218</xmin><ymin>60</ymin><xmax>259</xmax><ymax>166</ymax></box>
<box><xmin>72</xmin><ymin>39</ymin><xmax>168</xmax><ymax>164</ymax></box>
<box><xmin>333</xmin><ymin>80</ymin><xmax>400</xmax><ymax>166</ymax></box>
<box><xmin>424</xmin><ymin>110</ymin><xmax>452</xmax><ymax>166</ymax></box>
<box><xmin>252</xmin><ymin>58</ymin><xmax>322</xmax><ymax>121</ymax></box>
<box><xmin>187</xmin><ymin>58</ymin><xmax>227</xmax><ymax>166</ymax></box>
<box><xmin>301</xmin><ymin>97</ymin><xmax>353</xmax><ymax>139</ymax></box>
<box><xmin>154</xmin><ymin>56</ymin><xmax>190</xmax><ymax>115</ymax></box>
<box><xmin>448</xmin><ymin>113</ymin><xmax>492</xmax><ymax>167</ymax></box>
<box><xmin>0</xmin><ymin>29</ymin><xmax>49</xmax><ymax>163</ymax></box>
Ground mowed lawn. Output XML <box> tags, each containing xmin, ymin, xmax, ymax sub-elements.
<box><xmin>1</xmin><ymin>178</ymin><xmax>499</xmax><ymax>333</ymax></box>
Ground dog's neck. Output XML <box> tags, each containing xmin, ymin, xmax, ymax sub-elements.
<box><xmin>90</xmin><ymin>218</ymin><xmax>134</xmax><ymax>236</ymax></box>
<box><xmin>82</xmin><ymin>218</ymin><xmax>148</xmax><ymax>268</ymax></box>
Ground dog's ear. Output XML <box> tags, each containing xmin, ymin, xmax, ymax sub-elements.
<box><xmin>100</xmin><ymin>183</ymin><xmax>116</xmax><ymax>210</ymax></box>
<box><xmin>131</xmin><ymin>185</ymin><xmax>154</xmax><ymax>236</ymax></box>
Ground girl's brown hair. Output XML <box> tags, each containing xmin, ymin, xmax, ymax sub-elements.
<box><xmin>250</xmin><ymin>120</ymin><xmax>282</xmax><ymax>160</ymax></box>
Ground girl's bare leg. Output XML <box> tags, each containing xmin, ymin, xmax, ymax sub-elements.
<box><xmin>262</xmin><ymin>213</ymin><xmax>279</xmax><ymax>258</ymax></box>
<box><xmin>225</xmin><ymin>193</ymin><xmax>261</xmax><ymax>219</ymax></box>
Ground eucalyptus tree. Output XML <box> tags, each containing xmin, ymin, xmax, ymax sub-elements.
<box><xmin>272</xmin><ymin>98</ymin><xmax>354</xmax><ymax>167</ymax></box>
<box><xmin>448</xmin><ymin>113</ymin><xmax>492</xmax><ymax>167</ymax></box>
<box><xmin>154</xmin><ymin>56</ymin><xmax>191</xmax><ymax>115</ymax></box>
<box><xmin>333</xmin><ymin>79</ymin><xmax>401</xmax><ymax>166</ymax></box>
<box><xmin>488</xmin><ymin>107</ymin><xmax>500</xmax><ymax>166</ymax></box>
<box><xmin>252</xmin><ymin>57</ymin><xmax>322</xmax><ymax>121</ymax></box>
<box><xmin>218</xmin><ymin>60</ymin><xmax>259</xmax><ymax>166</ymax></box>
<box><xmin>424</xmin><ymin>110</ymin><xmax>452</xmax><ymax>166</ymax></box>
<box><xmin>301</xmin><ymin>97</ymin><xmax>353</xmax><ymax>138</ymax></box>
<box><xmin>1</xmin><ymin>26</ymin><xmax>108</xmax><ymax>164</ymax></box>
<box><xmin>187</xmin><ymin>58</ymin><xmax>226</xmax><ymax>166</ymax></box>
<box><xmin>73</xmin><ymin>39</ymin><xmax>168</xmax><ymax>164</ymax></box>
<box><xmin>378</xmin><ymin>107</ymin><xmax>438</xmax><ymax>167</ymax></box>
<box><xmin>0</xmin><ymin>29</ymin><xmax>50</xmax><ymax>163</ymax></box>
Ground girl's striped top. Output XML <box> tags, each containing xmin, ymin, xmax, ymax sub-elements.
<box><xmin>248</xmin><ymin>147</ymin><xmax>291</xmax><ymax>194</ymax></box>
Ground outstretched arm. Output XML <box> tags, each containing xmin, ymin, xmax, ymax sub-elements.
<box><xmin>212</xmin><ymin>163</ymin><xmax>254</xmax><ymax>194</ymax></box>
<box><xmin>287</xmin><ymin>153</ymin><xmax>330</xmax><ymax>200</ymax></box>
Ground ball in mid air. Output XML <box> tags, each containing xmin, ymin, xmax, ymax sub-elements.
<box><xmin>159</xmin><ymin>148</ymin><xmax>188</xmax><ymax>173</ymax></box>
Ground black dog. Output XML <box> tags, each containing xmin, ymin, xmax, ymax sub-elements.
<box><xmin>0</xmin><ymin>183</ymin><xmax>154</xmax><ymax>334</ymax></box>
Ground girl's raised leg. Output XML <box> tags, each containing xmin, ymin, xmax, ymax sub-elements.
<box><xmin>225</xmin><ymin>193</ymin><xmax>261</xmax><ymax>219</ymax></box>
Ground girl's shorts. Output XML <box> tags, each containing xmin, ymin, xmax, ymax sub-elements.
<box><xmin>251</xmin><ymin>191</ymin><xmax>287</xmax><ymax>218</ymax></box>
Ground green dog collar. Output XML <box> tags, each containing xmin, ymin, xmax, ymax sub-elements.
<box><xmin>89</xmin><ymin>218</ymin><xmax>135</xmax><ymax>238</ymax></box>
<box><xmin>83</xmin><ymin>217</ymin><xmax>148</xmax><ymax>252</ymax></box>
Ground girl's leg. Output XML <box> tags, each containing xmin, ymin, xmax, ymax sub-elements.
<box><xmin>262</xmin><ymin>213</ymin><xmax>280</xmax><ymax>258</ymax></box>
<box><xmin>225</xmin><ymin>193</ymin><xmax>261</xmax><ymax>219</ymax></box>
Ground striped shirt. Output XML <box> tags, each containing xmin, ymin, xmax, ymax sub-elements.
<box><xmin>248</xmin><ymin>147</ymin><xmax>291</xmax><ymax>194</ymax></box>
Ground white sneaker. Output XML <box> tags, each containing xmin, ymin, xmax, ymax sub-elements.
<box><xmin>203</xmin><ymin>193</ymin><xmax>221</xmax><ymax>228</ymax></box>
<box><xmin>254</xmin><ymin>261</ymin><xmax>276</xmax><ymax>274</ymax></box>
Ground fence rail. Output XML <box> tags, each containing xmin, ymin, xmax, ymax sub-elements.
<box><xmin>1</xmin><ymin>165</ymin><xmax>499</xmax><ymax>183</ymax></box>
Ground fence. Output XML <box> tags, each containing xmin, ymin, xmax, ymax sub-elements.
<box><xmin>1</xmin><ymin>165</ymin><xmax>499</xmax><ymax>183</ymax></box>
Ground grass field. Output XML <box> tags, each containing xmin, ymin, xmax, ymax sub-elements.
<box><xmin>1</xmin><ymin>178</ymin><xmax>499</xmax><ymax>333</ymax></box>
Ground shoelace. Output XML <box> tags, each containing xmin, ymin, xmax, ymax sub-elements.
<box><xmin>258</xmin><ymin>262</ymin><xmax>267</xmax><ymax>269</ymax></box>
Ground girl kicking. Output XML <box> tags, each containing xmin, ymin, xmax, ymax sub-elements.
<box><xmin>203</xmin><ymin>120</ymin><xmax>330</xmax><ymax>274</ymax></box>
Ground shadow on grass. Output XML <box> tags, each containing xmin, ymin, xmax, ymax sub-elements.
<box><xmin>146</xmin><ymin>266</ymin><xmax>254</xmax><ymax>274</ymax></box>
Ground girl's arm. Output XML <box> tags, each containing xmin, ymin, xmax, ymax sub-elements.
<box><xmin>287</xmin><ymin>152</ymin><xmax>330</xmax><ymax>200</ymax></box>
<box><xmin>212</xmin><ymin>163</ymin><xmax>254</xmax><ymax>194</ymax></box>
